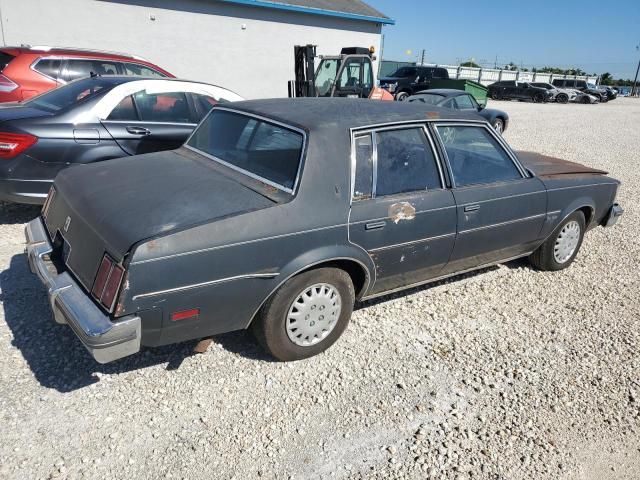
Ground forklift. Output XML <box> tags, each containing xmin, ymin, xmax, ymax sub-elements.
<box><xmin>288</xmin><ymin>45</ymin><xmax>393</xmax><ymax>100</ymax></box>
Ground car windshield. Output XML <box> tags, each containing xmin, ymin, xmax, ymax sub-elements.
<box><xmin>187</xmin><ymin>110</ymin><xmax>304</xmax><ymax>192</ymax></box>
<box><xmin>407</xmin><ymin>93</ymin><xmax>444</xmax><ymax>105</ymax></box>
<box><xmin>24</xmin><ymin>77</ymin><xmax>119</xmax><ymax>112</ymax></box>
<box><xmin>390</xmin><ymin>67</ymin><xmax>417</xmax><ymax>78</ymax></box>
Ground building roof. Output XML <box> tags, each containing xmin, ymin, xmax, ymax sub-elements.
<box><xmin>220</xmin><ymin>0</ymin><xmax>394</xmax><ymax>24</ymax></box>
<box><xmin>226</xmin><ymin>98</ymin><xmax>484</xmax><ymax>132</ymax></box>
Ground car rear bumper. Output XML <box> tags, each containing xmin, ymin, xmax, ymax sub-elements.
<box><xmin>25</xmin><ymin>216</ymin><xmax>141</xmax><ymax>363</ymax></box>
<box><xmin>603</xmin><ymin>203</ymin><xmax>623</xmax><ymax>227</ymax></box>
<box><xmin>0</xmin><ymin>178</ymin><xmax>51</xmax><ymax>204</ymax></box>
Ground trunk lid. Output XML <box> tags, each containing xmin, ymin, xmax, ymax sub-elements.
<box><xmin>0</xmin><ymin>104</ymin><xmax>52</xmax><ymax>123</ymax></box>
<box><xmin>44</xmin><ymin>149</ymin><xmax>276</xmax><ymax>291</ymax></box>
<box><xmin>516</xmin><ymin>151</ymin><xmax>607</xmax><ymax>177</ymax></box>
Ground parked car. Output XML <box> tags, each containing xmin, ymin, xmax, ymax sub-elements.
<box><xmin>529</xmin><ymin>82</ymin><xmax>574</xmax><ymax>103</ymax></box>
<box><xmin>551</xmin><ymin>79</ymin><xmax>608</xmax><ymax>102</ymax></box>
<box><xmin>0</xmin><ymin>76</ymin><xmax>243</xmax><ymax>204</ymax></box>
<box><xmin>569</xmin><ymin>89</ymin><xmax>599</xmax><ymax>104</ymax></box>
<box><xmin>407</xmin><ymin>89</ymin><xmax>509</xmax><ymax>133</ymax></box>
<box><xmin>379</xmin><ymin>66</ymin><xmax>449</xmax><ymax>101</ymax></box>
<box><xmin>599</xmin><ymin>86</ymin><xmax>618</xmax><ymax>100</ymax></box>
<box><xmin>487</xmin><ymin>81</ymin><xmax>553</xmax><ymax>103</ymax></box>
<box><xmin>0</xmin><ymin>45</ymin><xmax>173</xmax><ymax>103</ymax></box>
<box><xmin>25</xmin><ymin>98</ymin><xmax>623</xmax><ymax>363</ymax></box>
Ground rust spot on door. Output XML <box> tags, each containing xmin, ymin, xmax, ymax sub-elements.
<box><xmin>388</xmin><ymin>202</ymin><xmax>416</xmax><ymax>224</ymax></box>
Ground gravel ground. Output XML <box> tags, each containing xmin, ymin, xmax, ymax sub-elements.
<box><xmin>0</xmin><ymin>98</ymin><xmax>638</xmax><ymax>480</ymax></box>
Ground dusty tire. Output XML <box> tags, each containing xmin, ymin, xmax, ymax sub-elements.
<box><xmin>251</xmin><ymin>268</ymin><xmax>355</xmax><ymax>361</ymax></box>
<box><xmin>490</xmin><ymin>91</ymin><xmax>501</xmax><ymax>100</ymax></box>
<box><xmin>395</xmin><ymin>91</ymin><xmax>409</xmax><ymax>102</ymax></box>
<box><xmin>529</xmin><ymin>211</ymin><xmax>586</xmax><ymax>271</ymax></box>
<box><xmin>556</xmin><ymin>93</ymin><xmax>569</xmax><ymax>104</ymax></box>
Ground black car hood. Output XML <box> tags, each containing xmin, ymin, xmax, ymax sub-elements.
<box><xmin>516</xmin><ymin>151</ymin><xmax>607</xmax><ymax>177</ymax></box>
<box><xmin>0</xmin><ymin>105</ymin><xmax>52</xmax><ymax>122</ymax></box>
<box><xmin>48</xmin><ymin>149</ymin><xmax>276</xmax><ymax>264</ymax></box>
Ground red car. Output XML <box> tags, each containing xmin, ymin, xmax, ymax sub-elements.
<box><xmin>0</xmin><ymin>45</ymin><xmax>174</xmax><ymax>103</ymax></box>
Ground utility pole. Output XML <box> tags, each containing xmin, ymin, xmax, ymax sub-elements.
<box><xmin>420</xmin><ymin>49</ymin><xmax>426</xmax><ymax>66</ymax></box>
<box><xmin>632</xmin><ymin>44</ymin><xmax>640</xmax><ymax>97</ymax></box>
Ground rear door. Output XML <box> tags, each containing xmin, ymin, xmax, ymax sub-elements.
<box><xmin>434</xmin><ymin>123</ymin><xmax>547</xmax><ymax>273</ymax></box>
<box><xmin>348</xmin><ymin>125</ymin><xmax>457</xmax><ymax>295</ymax></box>
<box><xmin>101</xmin><ymin>89</ymin><xmax>198</xmax><ymax>155</ymax></box>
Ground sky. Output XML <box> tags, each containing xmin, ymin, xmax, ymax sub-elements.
<box><xmin>365</xmin><ymin>0</ymin><xmax>640</xmax><ymax>79</ymax></box>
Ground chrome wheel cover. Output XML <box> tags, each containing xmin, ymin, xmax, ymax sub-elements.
<box><xmin>286</xmin><ymin>283</ymin><xmax>342</xmax><ymax>347</ymax></box>
<box><xmin>494</xmin><ymin>120</ymin><xmax>504</xmax><ymax>133</ymax></box>
<box><xmin>554</xmin><ymin>220</ymin><xmax>581</xmax><ymax>264</ymax></box>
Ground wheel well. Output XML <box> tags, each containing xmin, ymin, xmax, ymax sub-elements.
<box><xmin>577</xmin><ymin>206</ymin><xmax>594</xmax><ymax>226</ymax></box>
<box><xmin>294</xmin><ymin>260</ymin><xmax>369</xmax><ymax>299</ymax></box>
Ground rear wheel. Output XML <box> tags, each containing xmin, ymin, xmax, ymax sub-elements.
<box><xmin>395</xmin><ymin>91</ymin><xmax>409</xmax><ymax>102</ymax></box>
<box><xmin>490</xmin><ymin>91</ymin><xmax>501</xmax><ymax>100</ymax></box>
<box><xmin>251</xmin><ymin>268</ymin><xmax>355</xmax><ymax>361</ymax></box>
<box><xmin>581</xmin><ymin>95</ymin><xmax>591</xmax><ymax>104</ymax></box>
<box><xmin>529</xmin><ymin>211</ymin><xmax>585</xmax><ymax>271</ymax></box>
<box><xmin>556</xmin><ymin>93</ymin><xmax>569</xmax><ymax>104</ymax></box>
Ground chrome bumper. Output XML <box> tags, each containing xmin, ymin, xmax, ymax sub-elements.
<box><xmin>604</xmin><ymin>203</ymin><xmax>623</xmax><ymax>227</ymax></box>
<box><xmin>25</xmin><ymin>217</ymin><xmax>141</xmax><ymax>363</ymax></box>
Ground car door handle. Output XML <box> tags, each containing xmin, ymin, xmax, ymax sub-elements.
<box><xmin>126</xmin><ymin>126</ymin><xmax>151</xmax><ymax>136</ymax></box>
<box><xmin>464</xmin><ymin>204</ymin><xmax>480</xmax><ymax>213</ymax></box>
<box><xmin>365</xmin><ymin>221</ymin><xmax>386</xmax><ymax>231</ymax></box>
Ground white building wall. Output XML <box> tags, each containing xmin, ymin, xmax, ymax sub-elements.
<box><xmin>0</xmin><ymin>0</ymin><xmax>383</xmax><ymax>99</ymax></box>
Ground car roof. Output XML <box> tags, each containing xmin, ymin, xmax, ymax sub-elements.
<box><xmin>224</xmin><ymin>98</ymin><xmax>485</xmax><ymax>131</ymax></box>
<box><xmin>67</xmin><ymin>75</ymin><xmax>233</xmax><ymax>91</ymax></box>
<box><xmin>0</xmin><ymin>45</ymin><xmax>147</xmax><ymax>61</ymax></box>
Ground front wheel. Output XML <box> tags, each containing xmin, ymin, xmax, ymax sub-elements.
<box><xmin>533</xmin><ymin>92</ymin><xmax>545</xmax><ymax>103</ymax></box>
<box><xmin>529</xmin><ymin>211</ymin><xmax>585</xmax><ymax>271</ymax></box>
<box><xmin>251</xmin><ymin>268</ymin><xmax>355</xmax><ymax>361</ymax></box>
<box><xmin>490</xmin><ymin>91</ymin><xmax>501</xmax><ymax>100</ymax></box>
<box><xmin>395</xmin><ymin>91</ymin><xmax>410</xmax><ymax>101</ymax></box>
<box><xmin>556</xmin><ymin>93</ymin><xmax>569</xmax><ymax>104</ymax></box>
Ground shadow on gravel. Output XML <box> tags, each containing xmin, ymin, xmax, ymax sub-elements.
<box><xmin>0</xmin><ymin>201</ymin><xmax>41</xmax><ymax>224</ymax></box>
<box><xmin>0</xmin><ymin>254</ymin><xmax>218</xmax><ymax>392</ymax></box>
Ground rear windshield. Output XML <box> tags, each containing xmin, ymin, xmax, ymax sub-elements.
<box><xmin>24</xmin><ymin>77</ymin><xmax>119</xmax><ymax>112</ymax></box>
<box><xmin>407</xmin><ymin>93</ymin><xmax>444</xmax><ymax>105</ymax></box>
<box><xmin>187</xmin><ymin>110</ymin><xmax>304</xmax><ymax>192</ymax></box>
<box><xmin>0</xmin><ymin>51</ymin><xmax>15</xmax><ymax>72</ymax></box>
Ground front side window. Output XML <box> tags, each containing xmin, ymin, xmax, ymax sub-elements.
<box><xmin>454</xmin><ymin>94</ymin><xmax>476</xmax><ymax>110</ymax></box>
<box><xmin>375</xmin><ymin>128</ymin><xmax>441</xmax><ymax>197</ymax></box>
<box><xmin>391</xmin><ymin>67</ymin><xmax>417</xmax><ymax>78</ymax></box>
<box><xmin>315</xmin><ymin>59</ymin><xmax>339</xmax><ymax>97</ymax></box>
<box><xmin>436</xmin><ymin>125</ymin><xmax>521</xmax><ymax>187</ymax></box>
<box><xmin>187</xmin><ymin>110</ymin><xmax>304</xmax><ymax>192</ymax></box>
<box><xmin>122</xmin><ymin>62</ymin><xmax>165</xmax><ymax>77</ymax></box>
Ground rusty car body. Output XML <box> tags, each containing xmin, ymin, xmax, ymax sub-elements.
<box><xmin>25</xmin><ymin>98</ymin><xmax>623</xmax><ymax>363</ymax></box>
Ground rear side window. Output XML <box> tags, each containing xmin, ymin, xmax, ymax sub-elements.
<box><xmin>63</xmin><ymin>59</ymin><xmax>120</xmax><ymax>81</ymax></box>
<box><xmin>353</xmin><ymin>134</ymin><xmax>373</xmax><ymax>200</ymax></box>
<box><xmin>0</xmin><ymin>51</ymin><xmax>15</xmax><ymax>71</ymax></box>
<box><xmin>187</xmin><ymin>110</ymin><xmax>304</xmax><ymax>192</ymax></box>
<box><xmin>375</xmin><ymin>128</ymin><xmax>441</xmax><ymax>197</ymax></box>
<box><xmin>436</xmin><ymin>125</ymin><xmax>521</xmax><ymax>187</ymax></box>
<box><xmin>133</xmin><ymin>91</ymin><xmax>192</xmax><ymax>123</ymax></box>
<box><xmin>454</xmin><ymin>94</ymin><xmax>476</xmax><ymax>110</ymax></box>
<box><xmin>122</xmin><ymin>62</ymin><xmax>166</xmax><ymax>77</ymax></box>
<box><xmin>107</xmin><ymin>95</ymin><xmax>137</xmax><ymax>120</ymax></box>
<box><xmin>33</xmin><ymin>59</ymin><xmax>62</xmax><ymax>80</ymax></box>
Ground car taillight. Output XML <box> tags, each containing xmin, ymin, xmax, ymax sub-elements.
<box><xmin>41</xmin><ymin>187</ymin><xmax>56</xmax><ymax>219</ymax></box>
<box><xmin>0</xmin><ymin>132</ymin><xmax>37</xmax><ymax>159</ymax></box>
<box><xmin>0</xmin><ymin>74</ymin><xmax>18</xmax><ymax>93</ymax></box>
<box><xmin>91</xmin><ymin>254</ymin><xmax>125</xmax><ymax>310</ymax></box>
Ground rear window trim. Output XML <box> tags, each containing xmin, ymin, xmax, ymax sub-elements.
<box><xmin>30</xmin><ymin>57</ymin><xmax>64</xmax><ymax>83</ymax></box>
<box><xmin>184</xmin><ymin>106</ymin><xmax>307</xmax><ymax>195</ymax></box>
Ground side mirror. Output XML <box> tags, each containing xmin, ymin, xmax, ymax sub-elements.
<box><xmin>478</xmin><ymin>104</ymin><xmax>485</xmax><ymax>111</ymax></box>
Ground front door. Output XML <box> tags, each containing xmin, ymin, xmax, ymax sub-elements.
<box><xmin>348</xmin><ymin>126</ymin><xmax>457</xmax><ymax>295</ymax></box>
<box><xmin>101</xmin><ymin>90</ymin><xmax>197</xmax><ymax>155</ymax></box>
<box><xmin>332</xmin><ymin>57</ymin><xmax>374</xmax><ymax>99</ymax></box>
<box><xmin>434</xmin><ymin>123</ymin><xmax>547</xmax><ymax>273</ymax></box>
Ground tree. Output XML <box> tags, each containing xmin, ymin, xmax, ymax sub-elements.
<box><xmin>460</xmin><ymin>60</ymin><xmax>481</xmax><ymax>68</ymax></box>
<box><xmin>600</xmin><ymin>72</ymin><xmax>613</xmax><ymax>85</ymax></box>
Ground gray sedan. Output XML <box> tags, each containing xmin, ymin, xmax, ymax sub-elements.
<box><xmin>25</xmin><ymin>99</ymin><xmax>623</xmax><ymax>363</ymax></box>
<box><xmin>407</xmin><ymin>89</ymin><xmax>509</xmax><ymax>133</ymax></box>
